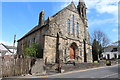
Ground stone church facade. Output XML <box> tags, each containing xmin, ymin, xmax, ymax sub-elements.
<box><xmin>17</xmin><ymin>0</ymin><xmax>93</xmax><ymax>63</ymax></box>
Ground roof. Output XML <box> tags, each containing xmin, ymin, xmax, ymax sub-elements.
<box><xmin>5</xmin><ymin>45</ymin><xmax>16</xmax><ymax>49</ymax></box>
<box><xmin>111</xmin><ymin>40</ymin><xmax>120</xmax><ymax>45</ymax></box>
<box><xmin>18</xmin><ymin>24</ymin><xmax>47</xmax><ymax>41</ymax></box>
<box><xmin>0</xmin><ymin>49</ymin><xmax>7</xmax><ymax>53</ymax></box>
<box><xmin>0</xmin><ymin>43</ymin><xmax>17</xmax><ymax>53</ymax></box>
<box><xmin>104</xmin><ymin>45</ymin><xmax>117</xmax><ymax>48</ymax></box>
<box><xmin>1</xmin><ymin>43</ymin><xmax>13</xmax><ymax>53</ymax></box>
<box><xmin>18</xmin><ymin>2</ymin><xmax>79</xmax><ymax>42</ymax></box>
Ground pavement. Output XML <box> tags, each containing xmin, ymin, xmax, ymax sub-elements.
<box><xmin>2</xmin><ymin>64</ymin><xmax>119</xmax><ymax>80</ymax></box>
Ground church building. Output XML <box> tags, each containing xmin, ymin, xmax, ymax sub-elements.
<box><xmin>17</xmin><ymin>0</ymin><xmax>93</xmax><ymax>63</ymax></box>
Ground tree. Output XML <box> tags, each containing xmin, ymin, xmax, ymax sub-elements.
<box><xmin>24</xmin><ymin>43</ymin><xmax>43</xmax><ymax>58</ymax></box>
<box><xmin>92</xmin><ymin>39</ymin><xmax>101</xmax><ymax>61</ymax></box>
<box><xmin>91</xmin><ymin>30</ymin><xmax>110</xmax><ymax>47</ymax></box>
<box><xmin>91</xmin><ymin>30</ymin><xmax>110</xmax><ymax>61</ymax></box>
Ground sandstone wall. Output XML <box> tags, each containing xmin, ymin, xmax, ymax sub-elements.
<box><xmin>48</xmin><ymin>8</ymin><xmax>85</xmax><ymax>41</ymax></box>
<box><xmin>44</xmin><ymin>35</ymin><xmax>86</xmax><ymax>63</ymax></box>
<box><xmin>43</xmin><ymin>6</ymin><xmax>92</xmax><ymax>63</ymax></box>
<box><xmin>31</xmin><ymin>59</ymin><xmax>45</xmax><ymax>75</ymax></box>
<box><xmin>17</xmin><ymin>25</ymin><xmax>49</xmax><ymax>57</ymax></box>
<box><xmin>17</xmin><ymin>2</ymin><xmax>92</xmax><ymax>63</ymax></box>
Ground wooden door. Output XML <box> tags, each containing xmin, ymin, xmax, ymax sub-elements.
<box><xmin>70</xmin><ymin>48</ymin><xmax>75</xmax><ymax>59</ymax></box>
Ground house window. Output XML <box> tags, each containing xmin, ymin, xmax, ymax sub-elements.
<box><xmin>64</xmin><ymin>49</ymin><xmax>66</xmax><ymax>55</ymax></box>
<box><xmin>72</xmin><ymin>15</ymin><xmax>74</xmax><ymax>35</ymax></box>
<box><xmin>76</xmin><ymin>22</ymin><xmax>79</xmax><ymax>35</ymax></box>
<box><xmin>111</xmin><ymin>48</ymin><xmax>117</xmax><ymax>52</ymax></box>
<box><xmin>118</xmin><ymin>54</ymin><xmax>120</xmax><ymax>59</ymax></box>
<box><xmin>30</xmin><ymin>39</ymin><xmax>32</xmax><ymax>45</ymax></box>
<box><xmin>67</xmin><ymin>19</ymin><xmax>70</xmax><ymax>34</ymax></box>
<box><xmin>28</xmin><ymin>40</ymin><xmax>30</xmax><ymax>47</ymax></box>
<box><xmin>80</xmin><ymin>48</ymin><xmax>82</xmax><ymax>56</ymax></box>
<box><xmin>64</xmin><ymin>49</ymin><xmax>67</xmax><ymax>62</ymax></box>
<box><xmin>33</xmin><ymin>38</ymin><xmax>35</xmax><ymax>42</ymax></box>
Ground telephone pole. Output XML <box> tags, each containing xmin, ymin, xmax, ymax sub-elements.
<box><xmin>13</xmin><ymin>35</ymin><xmax>16</xmax><ymax>55</ymax></box>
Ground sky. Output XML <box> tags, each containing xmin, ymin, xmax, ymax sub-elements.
<box><xmin>0</xmin><ymin>0</ymin><xmax>119</xmax><ymax>46</ymax></box>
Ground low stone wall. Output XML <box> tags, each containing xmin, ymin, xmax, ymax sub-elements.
<box><xmin>62</xmin><ymin>63</ymin><xmax>102</xmax><ymax>72</ymax></box>
<box><xmin>46</xmin><ymin>59</ymin><xmax>119</xmax><ymax>73</ymax></box>
<box><xmin>110</xmin><ymin>60</ymin><xmax>119</xmax><ymax>65</ymax></box>
<box><xmin>62</xmin><ymin>60</ymin><xmax>119</xmax><ymax>72</ymax></box>
<box><xmin>0</xmin><ymin>58</ymin><xmax>2</xmax><ymax>77</ymax></box>
<box><xmin>31</xmin><ymin>59</ymin><xmax>45</xmax><ymax>75</ymax></box>
<box><xmin>0</xmin><ymin>58</ymin><xmax>30</xmax><ymax>78</ymax></box>
<box><xmin>0</xmin><ymin>58</ymin><xmax>45</xmax><ymax>78</ymax></box>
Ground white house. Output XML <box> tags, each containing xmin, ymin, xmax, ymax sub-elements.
<box><xmin>102</xmin><ymin>44</ymin><xmax>120</xmax><ymax>60</ymax></box>
<box><xmin>0</xmin><ymin>43</ymin><xmax>17</xmax><ymax>58</ymax></box>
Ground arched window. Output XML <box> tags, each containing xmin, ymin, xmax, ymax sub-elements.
<box><xmin>67</xmin><ymin>19</ymin><xmax>70</xmax><ymax>34</ymax></box>
<box><xmin>76</xmin><ymin>22</ymin><xmax>79</xmax><ymax>35</ymax></box>
<box><xmin>72</xmin><ymin>15</ymin><xmax>74</xmax><ymax>35</ymax></box>
<box><xmin>80</xmin><ymin>48</ymin><xmax>82</xmax><ymax>56</ymax></box>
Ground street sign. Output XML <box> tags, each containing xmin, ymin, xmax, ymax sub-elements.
<box><xmin>90</xmin><ymin>49</ymin><xmax>92</xmax><ymax>52</ymax></box>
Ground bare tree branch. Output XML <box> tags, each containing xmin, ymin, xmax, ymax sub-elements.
<box><xmin>91</xmin><ymin>30</ymin><xmax>110</xmax><ymax>47</ymax></box>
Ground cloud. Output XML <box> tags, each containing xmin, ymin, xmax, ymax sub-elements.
<box><xmin>60</xmin><ymin>2</ymin><xmax>70</xmax><ymax>9</ymax></box>
<box><xmin>60</xmin><ymin>0</ymin><xmax>81</xmax><ymax>9</ymax></box>
<box><xmin>60</xmin><ymin>0</ymin><xmax>118</xmax><ymax>16</ymax></box>
<box><xmin>112</xmin><ymin>29</ymin><xmax>118</xmax><ymax>32</ymax></box>
<box><xmin>89</xmin><ymin>18</ymin><xmax>116</xmax><ymax>27</ymax></box>
<box><xmin>59</xmin><ymin>0</ymin><xmax>118</xmax><ymax>29</ymax></box>
<box><xmin>85</xmin><ymin>0</ymin><xmax>118</xmax><ymax>17</ymax></box>
<box><xmin>85</xmin><ymin>0</ymin><xmax>118</xmax><ymax>27</ymax></box>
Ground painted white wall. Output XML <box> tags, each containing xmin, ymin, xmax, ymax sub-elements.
<box><xmin>102</xmin><ymin>52</ymin><xmax>120</xmax><ymax>59</ymax></box>
<box><xmin>0</xmin><ymin>45</ymin><xmax>8</xmax><ymax>56</ymax></box>
<box><xmin>0</xmin><ymin>44</ymin><xmax>17</xmax><ymax>56</ymax></box>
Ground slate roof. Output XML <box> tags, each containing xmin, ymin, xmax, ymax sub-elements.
<box><xmin>0</xmin><ymin>43</ymin><xmax>17</xmax><ymax>54</ymax></box>
<box><xmin>18</xmin><ymin>24</ymin><xmax>47</xmax><ymax>41</ymax></box>
<box><xmin>1</xmin><ymin>44</ymin><xmax>13</xmax><ymax>53</ymax></box>
<box><xmin>0</xmin><ymin>49</ymin><xmax>7</xmax><ymax>53</ymax></box>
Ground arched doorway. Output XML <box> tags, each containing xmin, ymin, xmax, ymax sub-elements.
<box><xmin>70</xmin><ymin>42</ymin><xmax>78</xmax><ymax>59</ymax></box>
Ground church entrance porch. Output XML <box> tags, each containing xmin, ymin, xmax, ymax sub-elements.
<box><xmin>70</xmin><ymin>47</ymin><xmax>75</xmax><ymax>59</ymax></box>
<box><xmin>69</xmin><ymin>42</ymin><xmax>78</xmax><ymax>60</ymax></box>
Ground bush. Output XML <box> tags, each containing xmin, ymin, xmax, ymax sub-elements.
<box><xmin>24</xmin><ymin>43</ymin><xmax>43</xmax><ymax>58</ymax></box>
<box><xmin>106</xmin><ymin>60</ymin><xmax>111</xmax><ymax>66</ymax></box>
<box><xmin>94</xmin><ymin>61</ymin><xmax>98</xmax><ymax>63</ymax></box>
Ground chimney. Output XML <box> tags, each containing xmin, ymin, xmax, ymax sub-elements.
<box><xmin>38</xmin><ymin>10</ymin><xmax>45</xmax><ymax>26</ymax></box>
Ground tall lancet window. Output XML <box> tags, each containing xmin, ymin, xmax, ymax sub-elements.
<box><xmin>67</xmin><ymin>19</ymin><xmax>70</xmax><ymax>34</ymax></box>
<box><xmin>72</xmin><ymin>15</ymin><xmax>75</xmax><ymax>35</ymax></box>
<box><xmin>76</xmin><ymin>22</ymin><xmax>79</xmax><ymax>35</ymax></box>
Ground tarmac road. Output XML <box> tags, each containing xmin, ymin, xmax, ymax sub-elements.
<box><xmin>44</xmin><ymin>65</ymin><xmax>119</xmax><ymax>78</ymax></box>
